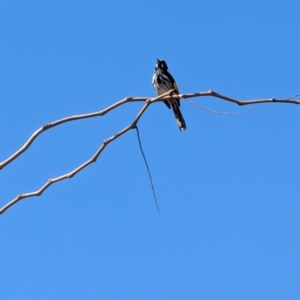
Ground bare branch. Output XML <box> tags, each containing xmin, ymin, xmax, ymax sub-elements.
<box><xmin>0</xmin><ymin>91</ymin><xmax>172</xmax><ymax>214</ymax></box>
<box><xmin>1</xmin><ymin>89</ymin><xmax>299</xmax><ymax>214</ymax></box>
<box><xmin>0</xmin><ymin>96</ymin><xmax>149</xmax><ymax>170</ymax></box>
<box><xmin>1</xmin><ymin>90</ymin><xmax>299</xmax><ymax>171</ymax></box>
<box><xmin>179</xmin><ymin>90</ymin><xmax>300</xmax><ymax>105</ymax></box>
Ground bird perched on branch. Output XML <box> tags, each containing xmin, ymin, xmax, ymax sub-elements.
<box><xmin>152</xmin><ymin>59</ymin><xmax>186</xmax><ymax>131</ymax></box>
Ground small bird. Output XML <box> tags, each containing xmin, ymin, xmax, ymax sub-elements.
<box><xmin>152</xmin><ymin>59</ymin><xmax>186</xmax><ymax>131</ymax></box>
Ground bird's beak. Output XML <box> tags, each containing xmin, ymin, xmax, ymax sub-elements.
<box><xmin>156</xmin><ymin>58</ymin><xmax>160</xmax><ymax>62</ymax></box>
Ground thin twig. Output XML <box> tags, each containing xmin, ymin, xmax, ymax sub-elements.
<box><xmin>283</xmin><ymin>93</ymin><xmax>300</xmax><ymax>101</ymax></box>
<box><xmin>135</xmin><ymin>126</ymin><xmax>159</xmax><ymax>213</ymax></box>
<box><xmin>183</xmin><ymin>98</ymin><xmax>254</xmax><ymax>115</ymax></box>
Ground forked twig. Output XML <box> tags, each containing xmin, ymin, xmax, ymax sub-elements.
<box><xmin>1</xmin><ymin>90</ymin><xmax>299</xmax><ymax>214</ymax></box>
<box><xmin>0</xmin><ymin>91</ymin><xmax>172</xmax><ymax>214</ymax></box>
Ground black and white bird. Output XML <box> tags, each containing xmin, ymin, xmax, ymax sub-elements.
<box><xmin>152</xmin><ymin>59</ymin><xmax>186</xmax><ymax>131</ymax></box>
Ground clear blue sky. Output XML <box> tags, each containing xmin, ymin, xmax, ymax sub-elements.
<box><xmin>1</xmin><ymin>1</ymin><xmax>299</xmax><ymax>299</ymax></box>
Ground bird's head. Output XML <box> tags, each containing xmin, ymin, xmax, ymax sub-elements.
<box><xmin>155</xmin><ymin>59</ymin><xmax>168</xmax><ymax>71</ymax></box>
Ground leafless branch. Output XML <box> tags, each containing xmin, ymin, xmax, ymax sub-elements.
<box><xmin>1</xmin><ymin>90</ymin><xmax>299</xmax><ymax>171</ymax></box>
<box><xmin>0</xmin><ymin>91</ymin><xmax>171</xmax><ymax>214</ymax></box>
<box><xmin>1</xmin><ymin>90</ymin><xmax>299</xmax><ymax>214</ymax></box>
<box><xmin>0</xmin><ymin>96</ymin><xmax>149</xmax><ymax>170</ymax></box>
<box><xmin>180</xmin><ymin>90</ymin><xmax>300</xmax><ymax>105</ymax></box>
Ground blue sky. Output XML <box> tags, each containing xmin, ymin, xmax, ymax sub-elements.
<box><xmin>1</xmin><ymin>0</ymin><xmax>299</xmax><ymax>299</ymax></box>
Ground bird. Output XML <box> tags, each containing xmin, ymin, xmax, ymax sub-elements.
<box><xmin>152</xmin><ymin>59</ymin><xmax>186</xmax><ymax>131</ymax></box>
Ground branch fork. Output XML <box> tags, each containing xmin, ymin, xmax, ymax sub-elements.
<box><xmin>1</xmin><ymin>90</ymin><xmax>299</xmax><ymax>214</ymax></box>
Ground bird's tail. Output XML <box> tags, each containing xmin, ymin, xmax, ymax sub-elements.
<box><xmin>172</xmin><ymin>103</ymin><xmax>186</xmax><ymax>131</ymax></box>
